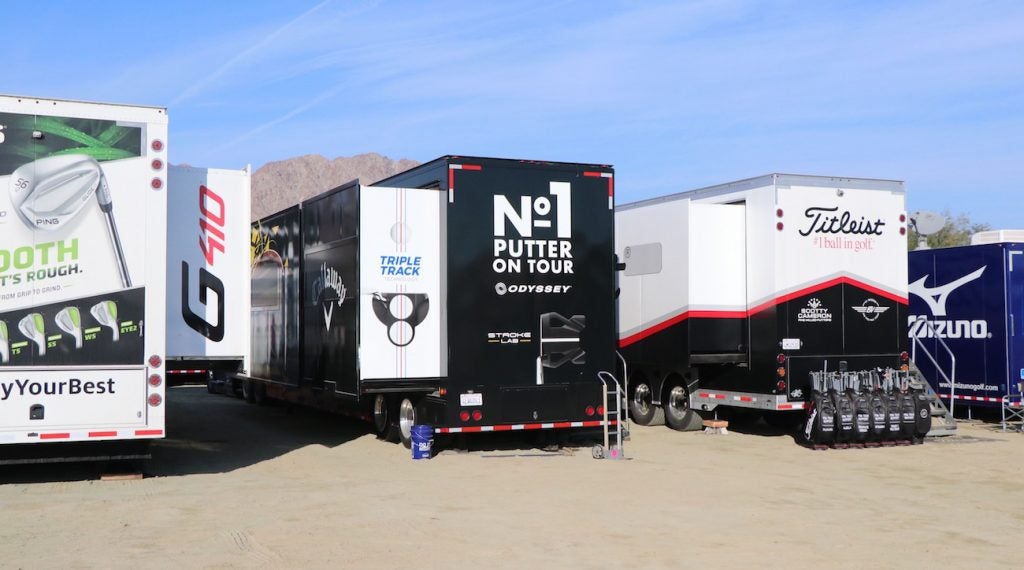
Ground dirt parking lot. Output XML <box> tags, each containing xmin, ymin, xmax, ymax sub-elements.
<box><xmin>2</xmin><ymin>386</ymin><xmax>1023</xmax><ymax>569</ymax></box>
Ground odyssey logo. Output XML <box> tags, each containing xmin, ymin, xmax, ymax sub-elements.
<box><xmin>494</xmin><ymin>282</ymin><xmax>573</xmax><ymax>295</ymax></box>
<box><xmin>798</xmin><ymin>206</ymin><xmax>885</xmax><ymax>237</ymax></box>
<box><xmin>851</xmin><ymin>298</ymin><xmax>890</xmax><ymax>322</ymax></box>
<box><xmin>908</xmin><ymin>266</ymin><xmax>989</xmax><ymax>340</ymax></box>
<box><xmin>492</xmin><ymin>182</ymin><xmax>574</xmax><ymax>276</ymax></box>
<box><xmin>312</xmin><ymin>263</ymin><xmax>346</xmax><ymax>331</ymax></box>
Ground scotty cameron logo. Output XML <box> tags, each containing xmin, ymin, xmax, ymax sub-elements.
<box><xmin>851</xmin><ymin>298</ymin><xmax>889</xmax><ymax>322</ymax></box>
<box><xmin>312</xmin><ymin>263</ymin><xmax>346</xmax><ymax>331</ymax></box>
<box><xmin>908</xmin><ymin>266</ymin><xmax>986</xmax><ymax>317</ymax></box>
<box><xmin>797</xmin><ymin>297</ymin><xmax>832</xmax><ymax>323</ymax></box>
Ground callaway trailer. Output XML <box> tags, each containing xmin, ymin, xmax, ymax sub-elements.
<box><xmin>616</xmin><ymin>174</ymin><xmax>910</xmax><ymax>430</ymax></box>
<box><xmin>245</xmin><ymin>156</ymin><xmax>618</xmax><ymax>446</ymax></box>
<box><xmin>166</xmin><ymin>165</ymin><xmax>251</xmax><ymax>390</ymax></box>
<box><xmin>0</xmin><ymin>95</ymin><xmax>168</xmax><ymax>462</ymax></box>
<box><xmin>908</xmin><ymin>232</ymin><xmax>1024</xmax><ymax>409</ymax></box>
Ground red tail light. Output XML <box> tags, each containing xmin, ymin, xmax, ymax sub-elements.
<box><xmin>151</xmin><ymin>139</ymin><xmax>164</xmax><ymax>152</ymax></box>
<box><xmin>776</xmin><ymin>367</ymin><xmax>786</xmax><ymax>377</ymax></box>
<box><xmin>900</xmin><ymin>351</ymin><xmax>909</xmax><ymax>361</ymax></box>
<box><xmin>151</xmin><ymin>178</ymin><xmax>163</xmax><ymax>190</ymax></box>
<box><xmin>776</xmin><ymin>208</ymin><xmax>784</xmax><ymax>218</ymax></box>
<box><xmin>777</xmin><ymin>380</ymin><xmax>787</xmax><ymax>392</ymax></box>
<box><xmin>776</xmin><ymin>222</ymin><xmax>784</xmax><ymax>231</ymax></box>
<box><xmin>597</xmin><ymin>405</ymin><xmax>605</xmax><ymax>416</ymax></box>
<box><xmin>585</xmin><ymin>406</ymin><xmax>595</xmax><ymax>416</ymax></box>
<box><xmin>472</xmin><ymin>410</ymin><xmax>483</xmax><ymax>422</ymax></box>
<box><xmin>459</xmin><ymin>411</ymin><xmax>470</xmax><ymax>422</ymax></box>
<box><xmin>148</xmin><ymin>354</ymin><xmax>162</xmax><ymax>368</ymax></box>
<box><xmin>148</xmin><ymin>394</ymin><xmax>162</xmax><ymax>407</ymax></box>
<box><xmin>151</xmin><ymin>159</ymin><xmax>163</xmax><ymax>170</ymax></box>
<box><xmin>148</xmin><ymin>374</ymin><xmax>162</xmax><ymax>387</ymax></box>
<box><xmin>777</xmin><ymin>353</ymin><xmax>786</xmax><ymax>364</ymax></box>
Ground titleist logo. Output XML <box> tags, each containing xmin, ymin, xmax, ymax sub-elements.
<box><xmin>798</xmin><ymin>206</ymin><xmax>885</xmax><ymax>237</ymax></box>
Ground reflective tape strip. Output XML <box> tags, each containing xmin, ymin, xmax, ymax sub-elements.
<box><xmin>938</xmin><ymin>394</ymin><xmax>1004</xmax><ymax>403</ymax></box>
<box><xmin>134</xmin><ymin>429</ymin><xmax>163</xmax><ymax>437</ymax></box>
<box><xmin>436</xmin><ymin>419</ymin><xmax>613</xmax><ymax>434</ymax></box>
<box><xmin>89</xmin><ymin>431</ymin><xmax>118</xmax><ymax>438</ymax></box>
<box><xmin>168</xmin><ymin>369</ymin><xmax>206</xmax><ymax>375</ymax></box>
<box><xmin>777</xmin><ymin>402</ymin><xmax>806</xmax><ymax>410</ymax></box>
<box><xmin>698</xmin><ymin>392</ymin><xmax>727</xmax><ymax>400</ymax></box>
<box><xmin>40</xmin><ymin>432</ymin><xmax>70</xmax><ymax>440</ymax></box>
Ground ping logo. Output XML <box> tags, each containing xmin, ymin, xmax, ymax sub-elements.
<box><xmin>493</xmin><ymin>182</ymin><xmax>571</xmax><ymax>238</ymax></box>
<box><xmin>908</xmin><ymin>266</ymin><xmax>986</xmax><ymax>316</ymax></box>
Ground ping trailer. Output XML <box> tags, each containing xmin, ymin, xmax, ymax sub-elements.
<box><xmin>245</xmin><ymin>156</ymin><xmax>621</xmax><ymax>448</ymax></box>
<box><xmin>616</xmin><ymin>174</ymin><xmax>935</xmax><ymax>445</ymax></box>
<box><xmin>908</xmin><ymin>231</ymin><xmax>1024</xmax><ymax>416</ymax></box>
<box><xmin>0</xmin><ymin>95</ymin><xmax>168</xmax><ymax>463</ymax></box>
<box><xmin>166</xmin><ymin>164</ymin><xmax>251</xmax><ymax>393</ymax></box>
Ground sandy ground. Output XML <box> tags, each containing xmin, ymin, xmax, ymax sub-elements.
<box><xmin>2</xmin><ymin>386</ymin><xmax>1023</xmax><ymax>569</ymax></box>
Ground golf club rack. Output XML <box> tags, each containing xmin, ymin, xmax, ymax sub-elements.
<box><xmin>803</xmin><ymin>364</ymin><xmax>931</xmax><ymax>449</ymax></box>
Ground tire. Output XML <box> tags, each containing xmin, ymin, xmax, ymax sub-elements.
<box><xmin>398</xmin><ymin>397</ymin><xmax>417</xmax><ymax>449</ymax></box>
<box><xmin>373</xmin><ymin>395</ymin><xmax>399</xmax><ymax>442</ymax></box>
<box><xmin>242</xmin><ymin>379</ymin><xmax>256</xmax><ymax>404</ymax></box>
<box><xmin>629</xmin><ymin>378</ymin><xmax>661</xmax><ymax>426</ymax></box>
<box><xmin>663</xmin><ymin>377</ymin><xmax>703</xmax><ymax>431</ymax></box>
<box><xmin>206</xmin><ymin>376</ymin><xmax>216</xmax><ymax>394</ymax></box>
<box><xmin>253</xmin><ymin>382</ymin><xmax>267</xmax><ymax>406</ymax></box>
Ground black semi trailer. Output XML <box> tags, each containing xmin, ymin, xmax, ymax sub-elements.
<box><xmin>245</xmin><ymin>157</ymin><xmax>618</xmax><ymax>446</ymax></box>
<box><xmin>616</xmin><ymin>174</ymin><xmax>914</xmax><ymax>437</ymax></box>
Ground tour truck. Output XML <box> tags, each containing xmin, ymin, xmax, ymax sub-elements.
<box><xmin>616</xmin><ymin>174</ymin><xmax>911</xmax><ymax>430</ymax></box>
<box><xmin>244</xmin><ymin>156</ymin><xmax>618</xmax><ymax>446</ymax></box>
<box><xmin>0</xmin><ymin>95</ymin><xmax>168</xmax><ymax>462</ymax></box>
<box><xmin>908</xmin><ymin>231</ymin><xmax>1024</xmax><ymax>409</ymax></box>
<box><xmin>165</xmin><ymin>164</ymin><xmax>251</xmax><ymax>392</ymax></box>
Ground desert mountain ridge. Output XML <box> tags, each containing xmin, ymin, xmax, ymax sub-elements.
<box><xmin>250</xmin><ymin>152</ymin><xmax>420</xmax><ymax>220</ymax></box>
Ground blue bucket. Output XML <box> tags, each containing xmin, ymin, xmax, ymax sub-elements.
<box><xmin>411</xmin><ymin>425</ymin><xmax>433</xmax><ymax>460</ymax></box>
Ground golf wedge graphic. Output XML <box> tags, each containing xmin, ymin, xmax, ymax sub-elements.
<box><xmin>55</xmin><ymin>307</ymin><xmax>84</xmax><ymax>349</ymax></box>
<box><xmin>90</xmin><ymin>300</ymin><xmax>120</xmax><ymax>342</ymax></box>
<box><xmin>9</xmin><ymin>154</ymin><xmax>132</xmax><ymax>287</ymax></box>
<box><xmin>0</xmin><ymin>320</ymin><xmax>9</xmax><ymax>363</ymax></box>
<box><xmin>18</xmin><ymin>313</ymin><xmax>47</xmax><ymax>356</ymax></box>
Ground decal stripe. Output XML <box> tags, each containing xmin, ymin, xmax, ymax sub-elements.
<box><xmin>448</xmin><ymin>163</ymin><xmax>482</xmax><ymax>202</ymax></box>
<box><xmin>40</xmin><ymin>433</ymin><xmax>70</xmax><ymax>440</ymax></box>
<box><xmin>89</xmin><ymin>431</ymin><xmax>118</xmax><ymax>438</ymax></box>
<box><xmin>435</xmin><ymin>419</ymin><xmax>614</xmax><ymax>434</ymax></box>
<box><xmin>134</xmin><ymin>429</ymin><xmax>164</xmax><ymax>436</ymax></box>
<box><xmin>583</xmin><ymin>171</ymin><xmax>614</xmax><ymax>209</ymax></box>
<box><xmin>620</xmin><ymin>275</ymin><xmax>909</xmax><ymax>347</ymax></box>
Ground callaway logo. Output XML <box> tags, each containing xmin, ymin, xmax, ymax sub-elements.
<box><xmin>908</xmin><ymin>266</ymin><xmax>986</xmax><ymax>317</ymax></box>
<box><xmin>313</xmin><ymin>263</ymin><xmax>346</xmax><ymax>331</ymax></box>
<box><xmin>851</xmin><ymin>298</ymin><xmax>890</xmax><ymax>321</ymax></box>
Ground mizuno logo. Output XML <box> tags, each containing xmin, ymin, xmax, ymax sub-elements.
<box><xmin>908</xmin><ymin>266</ymin><xmax>985</xmax><ymax>316</ymax></box>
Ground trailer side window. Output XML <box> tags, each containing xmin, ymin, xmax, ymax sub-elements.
<box><xmin>623</xmin><ymin>242</ymin><xmax>662</xmax><ymax>276</ymax></box>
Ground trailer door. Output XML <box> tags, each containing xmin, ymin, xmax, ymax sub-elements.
<box><xmin>1008</xmin><ymin>248</ymin><xmax>1024</xmax><ymax>391</ymax></box>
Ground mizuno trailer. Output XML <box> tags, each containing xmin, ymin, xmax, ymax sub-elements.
<box><xmin>244</xmin><ymin>156</ymin><xmax>619</xmax><ymax>447</ymax></box>
<box><xmin>616</xmin><ymin>174</ymin><xmax>911</xmax><ymax>432</ymax></box>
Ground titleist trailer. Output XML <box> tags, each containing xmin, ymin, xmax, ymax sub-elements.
<box><xmin>908</xmin><ymin>231</ymin><xmax>1024</xmax><ymax>409</ymax></box>
<box><xmin>0</xmin><ymin>95</ymin><xmax>168</xmax><ymax>462</ymax></box>
<box><xmin>616</xmin><ymin>174</ymin><xmax>910</xmax><ymax>431</ymax></box>
<box><xmin>245</xmin><ymin>156</ymin><xmax>618</xmax><ymax>447</ymax></box>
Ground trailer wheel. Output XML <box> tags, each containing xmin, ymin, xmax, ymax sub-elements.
<box><xmin>242</xmin><ymin>379</ymin><xmax>256</xmax><ymax>404</ymax></box>
<box><xmin>663</xmin><ymin>379</ymin><xmax>702</xmax><ymax>431</ymax></box>
<box><xmin>398</xmin><ymin>397</ymin><xmax>417</xmax><ymax>449</ymax></box>
<box><xmin>629</xmin><ymin>380</ymin><xmax>662</xmax><ymax>426</ymax></box>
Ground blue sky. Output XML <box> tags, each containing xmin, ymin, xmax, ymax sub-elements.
<box><xmin>5</xmin><ymin>1</ymin><xmax>1023</xmax><ymax>227</ymax></box>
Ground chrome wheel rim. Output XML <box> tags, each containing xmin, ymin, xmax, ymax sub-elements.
<box><xmin>633</xmin><ymin>383</ymin><xmax>652</xmax><ymax>415</ymax></box>
<box><xmin>373</xmin><ymin>395</ymin><xmax>388</xmax><ymax>433</ymax></box>
<box><xmin>668</xmin><ymin>385</ymin><xmax>689</xmax><ymax>417</ymax></box>
<box><xmin>399</xmin><ymin>398</ymin><xmax>416</xmax><ymax>441</ymax></box>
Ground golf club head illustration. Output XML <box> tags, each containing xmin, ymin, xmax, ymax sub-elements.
<box><xmin>0</xmin><ymin>320</ymin><xmax>9</xmax><ymax>363</ymax></box>
<box><xmin>90</xmin><ymin>300</ymin><xmax>120</xmax><ymax>342</ymax></box>
<box><xmin>18</xmin><ymin>313</ymin><xmax>47</xmax><ymax>357</ymax></box>
<box><xmin>539</xmin><ymin>313</ymin><xmax>587</xmax><ymax>368</ymax></box>
<box><xmin>371</xmin><ymin>293</ymin><xmax>429</xmax><ymax>347</ymax></box>
<box><xmin>55</xmin><ymin>306</ymin><xmax>84</xmax><ymax>349</ymax></box>
<box><xmin>9</xmin><ymin>154</ymin><xmax>132</xmax><ymax>288</ymax></box>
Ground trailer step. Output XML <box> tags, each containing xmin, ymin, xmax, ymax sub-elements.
<box><xmin>907</xmin><ymin>360</ymin><xmax>957</xmax><ymax>437</ymax></box>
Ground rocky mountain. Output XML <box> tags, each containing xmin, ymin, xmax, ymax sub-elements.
<box><xmin>251</xmin><ymin>153</ymin><xmax>420</xmax><ymax>220</ymax></box>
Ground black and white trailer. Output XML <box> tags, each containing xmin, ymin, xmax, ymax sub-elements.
<box><xmin>245</xmin><ymin>156</ymin><xmax>618</xmax><ymax>446</ymax></box>
<box><xmin>616</xmin><ymin>174</ymin><xmax>911</xmax><ymax>431</ymax></box>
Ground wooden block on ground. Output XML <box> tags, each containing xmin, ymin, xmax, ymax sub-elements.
<box><xmin>702</xmin><ymin>419</ymin><xmax>729</xmax><ymax>429</ymax></box>
<box><xmin>101</xmin><ymin>472</ymin><xmax>143</xmax><ymax>481</ymax></box>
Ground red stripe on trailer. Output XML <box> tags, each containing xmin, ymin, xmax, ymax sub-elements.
<box><xmin>135</xmin><ymin>429</ymin><xmax>163</xmax><ymax>436</ymax></box>
<box><xmin>620</xmin><ymin>275</ymin><xmax>908</xmax><ymax>347</ymax></box>
<box><xmin>777</xmin><ymin>403</ymin><xmax>805</xmax><ymax>410</ymax></box>
<box><xmin>435</xmin><ymin>419</ymin><xmax>614</xmax><ymax>434</ymax></box>
<box><xmin>40</xmin><ymin>433</ymin><xmax>70</xmax><ymax>440</ymax></box>
<box><xmin>168</xmin><ymin>369</ymin><xmax>206</xmax><ymax>375</ymax></box>
<box><xmin>737</xmin><ymin>396</ymin><xmax>754</xmax><ymax>402</ymax></box>
<box><xmin>938</xmin><ymin>393</ymin><xmax>1005</xmax><ymax>403</ymax></box>
<box><xmin>89</xmin><ymin>431</ymin><xmax>118</xmax><ymax>438</ymax></box>
<box><xmin>698</xmin><ymin>392</ymin><xmax>727</xmax><ymax>400</ymax></box>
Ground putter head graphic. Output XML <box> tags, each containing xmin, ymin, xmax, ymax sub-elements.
<box><xmin>539</xmin><ymin>313</ymin><xmax>587</xmax><ymax>368</ymax></box>
<box><xmin>371</xmin><ymin>293</ymin><xmax>429</xmax><ymax>347</ymax></box>
<box><xmin>90</xmin><ymin>300</ymin><xmax>120</xmax><ymax>342</ymax></box>
<box><xmin>18</xmin><ymin>313</ymin><xmax>47</xmax><ymax>356</ymax></box>
<box><xmin>0</xmin><ymin>320</ymin><xmax>8</xmax><ymax>363</ymax></box>
<box><xmin>55</xmin><ymin>306</ymin><xmax>84</xmax><ymax>349</ymax></box>
<box><xmin>9</xmin><ymin>154</ymin><xmax>102</xmax><ymax>231</ymax></box>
